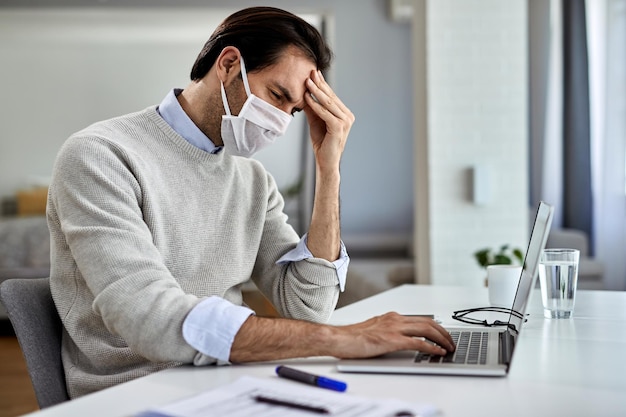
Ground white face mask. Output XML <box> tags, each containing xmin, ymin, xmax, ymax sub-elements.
<box><xmin>220</xmin><ymin>56</ymin><xmax>292</xmax><ymax>157</ymax></box>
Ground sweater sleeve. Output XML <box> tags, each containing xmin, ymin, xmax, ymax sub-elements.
<box><xmin>49</xmin><ymin>135</ymin><xmax>199</xmax><ymax>363</ymax></box>
<box><xmin>250</xmin><ymin>172</ymin><xmax>344</xmax><ymax>323</ymax></box>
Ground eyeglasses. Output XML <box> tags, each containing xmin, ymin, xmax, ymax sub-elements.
<box><xmin>452</xmin><ymin>306</ymin><xmax>527</xmax><ymax>330</ymax></box>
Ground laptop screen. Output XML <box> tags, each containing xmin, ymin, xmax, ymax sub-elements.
<box><xmin>507</xmin><ymin>201</ymin><xmax>554</xmax><ymax>334</ymax></box>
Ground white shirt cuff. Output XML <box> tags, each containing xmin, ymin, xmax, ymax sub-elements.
<box><xmin>182</xmin><ymin>296</ymin><xmax>254</xmax><ymax>363</ymax></box>
<box><xmin>276</xmin><ymin>233</ymin><xmax>350</xmax><ymax>291</ymax></box>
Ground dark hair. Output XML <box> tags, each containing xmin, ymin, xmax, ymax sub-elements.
<box><xmin>190</xmin><ymin>6</ymin><xmax>332</xmax><ymax>80</ymax></box>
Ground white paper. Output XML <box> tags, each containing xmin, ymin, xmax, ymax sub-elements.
<box><xmin>136</xmin><ymin>375</ymin><xmax>439</xmax><ymax>417</ymax></box>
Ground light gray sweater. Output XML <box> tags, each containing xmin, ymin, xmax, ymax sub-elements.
<box><xmin>47</xmin><ymin>106</ymin><xmax>340</xmax><ymax>398</ymax></box>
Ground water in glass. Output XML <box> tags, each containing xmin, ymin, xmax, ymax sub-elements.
<box><xmin>538</xmin><ymin>260</ymin><xmax>578</xmax><ymax>318</ymax></box>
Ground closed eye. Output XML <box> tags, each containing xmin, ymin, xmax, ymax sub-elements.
<box><xmin>269</xmin><ymin>85</ymin><xmax>301</xmax><ymax>116</ymax></box>
<box><xmin>270</xmin><ymin>90</ymin><xmax>282</xmax><ymax>101</ymax></box>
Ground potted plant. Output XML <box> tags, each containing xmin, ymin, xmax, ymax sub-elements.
<box><xmin>474</xmin><ymin>245</ymin><xmax>524</xmax><ymax>286</ymax></box>
<box><xmin>474</xmin><ymin>245</ymin><xmax>524</xmax><ymax>268</ymax></box>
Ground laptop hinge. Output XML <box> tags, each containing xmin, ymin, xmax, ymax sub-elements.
<box><xmin>498</xmin><ymin>330</ymin><xmax>515</xmax><ymax>365</ymax></box>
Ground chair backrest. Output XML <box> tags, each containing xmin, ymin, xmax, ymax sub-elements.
<box><xmin>0</xmin><ymin>277</ymin><xmax>69</xmax><ymax>408</ymax></box>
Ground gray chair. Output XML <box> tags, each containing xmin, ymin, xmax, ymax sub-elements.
<box><xmin>0</xmin><ymin>277</ymin><xmax>69</xmax><ymax>408</ymax></box>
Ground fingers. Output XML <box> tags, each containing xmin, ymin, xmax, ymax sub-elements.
<box><xmin>308</xmin><ymin>70</ymin><xmax>351</xmax><ymax>117</ymax></box>
<box><xmin>302</xmin><ymin>71</ymin><xmax>354</xmax><ymax>168</ymax></box>
<box><xmin>304</xmin><ymin>71</ymin><xmax>354</xmax><ymax>128</ymax></box>
<box><xmin>382</xmin><ymin>312</ymin><xmax>455</xmax><ymax>353</ymax></box>
<box><xmin>394</xmin><ymin>314</ymin><xmax>455</xmax><ymax>352</ymax></box>
<box><xmin>411</xmin><ymin>338</ymin><xmax>448</xmax><ymax>356</ymax></box>
<box><xmin>420</xmin><ymin>320</ymin><xmax>456</xmax><ymax>352</ymax></box>
<box><xmin>336</xmin><ymin>312</ymin><xmax>457</xmax><ymax>359</ymax></box>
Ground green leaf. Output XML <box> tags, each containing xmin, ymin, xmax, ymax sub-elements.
<box><xmin>474</xmin><ymin>245</ymin><xmax>524</xmax><ymax>268</ymax></box>
<box><xmin>474</xmin><ymin>249</ymin><xmax>490</xmax><ymax>268</ymax></box>
<box><xmin>493</xmin><ymin>254</ymin><xmax>512</xmax><ymax>265</ymax></box>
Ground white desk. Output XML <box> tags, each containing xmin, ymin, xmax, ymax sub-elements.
<box><xmin>24</xmin><ymin>285</ymin><xmax>626</xmax><ymax>417</ymax></box>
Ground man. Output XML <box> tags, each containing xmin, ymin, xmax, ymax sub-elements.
<box><xmin>47</xmin><ymin>7</ymin><xmax>454</xmax><ymax>398</ymax></box>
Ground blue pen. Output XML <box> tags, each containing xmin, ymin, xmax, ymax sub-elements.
<box><xmin>275</xmin><ymin>365</ymin><xmax>347</xmax><ymax>392</ymax></box>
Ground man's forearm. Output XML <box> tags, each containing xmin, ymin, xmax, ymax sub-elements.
<box><xmin>229</xmin><ymin>312</ymin><xmax>456</xmax><ymax>363</ymax></box>
<box><xmin>306</xmin><ymin>166</ymin><xmax>341</xmax><ymax>261</ymax></box>
<box><xmin>229</xmin><ymin>315</ymin><xmax>335</xmax><ymax>362</ymax></box>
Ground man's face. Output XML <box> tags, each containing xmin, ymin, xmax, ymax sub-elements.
<box><xmin>228</xmin><ymin>46</ymin><xmax>317</xmax><ymax>117</ymax></box>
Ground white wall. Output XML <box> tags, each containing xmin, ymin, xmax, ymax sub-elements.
<box><xmin>0</xmin><ymin>9</ymin><xmax>222</xmax><ymax>196</ymax></box>
<box><xmin>413</xmin><ymin>0</ymin><xmax>529</xmax><ymax>286</ymax></box>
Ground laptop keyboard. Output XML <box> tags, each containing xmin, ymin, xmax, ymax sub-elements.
<box><xmin>414</xmin><ymin>331</ymin><xmax>489</xmax><ymax>365</ymax></box>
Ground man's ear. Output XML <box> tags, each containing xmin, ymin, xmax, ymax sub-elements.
<box><xmin>216</xmin><ymin>46</ymin><xmax>241</xmax><ymax>86</ymax></box>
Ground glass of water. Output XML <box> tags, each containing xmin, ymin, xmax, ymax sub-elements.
<box><xmin>538</xmin><ymin>248</ymin><xmax>580</xmax><ymax>318</ymax></box>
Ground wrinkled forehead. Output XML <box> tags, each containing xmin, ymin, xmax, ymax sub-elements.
<box><xmin>254</xmin><ymin>49</ymin><xmax>316</xmax><ymax>102</ymax></box>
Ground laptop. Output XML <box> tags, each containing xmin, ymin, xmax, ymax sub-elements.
<box><xmin>337</xmin><ymin>201</ymin><xmax>554</xmax><ymax>377</ymax></box>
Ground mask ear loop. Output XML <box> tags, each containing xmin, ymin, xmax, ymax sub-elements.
<box><xmin>220</xmin><ymin>54</ymin><xmax>252</xmax><ymax>116</ymax></box>
<box><xmin>238</xmin><ymin>56</ymin><xmax>252</xmax><ymax>97</ymax></box>
<box><xmin>220</xmin><ymin>82</ymin><xmax>232</xmax><ymax>116</ymax></box>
